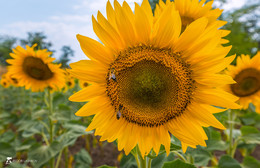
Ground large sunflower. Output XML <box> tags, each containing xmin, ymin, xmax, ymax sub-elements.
<box><xmin>69</xmin><ymin>0</ymin><xmax>239</xmax><ymax>157</ymax></box>
<box><xmin>7</xmin><ymin>45</ymin><xmax>65</xmax><ymax>92</ymax></box>
<box><xmin>225</xmin><ymin>52</ymin><xmax>260</xmax><ymax>113</ymax></box>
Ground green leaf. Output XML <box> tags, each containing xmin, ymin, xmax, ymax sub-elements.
<box><xmin>6</xmin><ymin>162</ymin><xmax>27</xmax><ymax>168</ymax></box>
<box><xmin>52</xmin><ymin>104</ymin><xmax>72</xmax><ymax>121</ymax></box>
<box><xmin>53</xmin><ymin>93</ymin><xmax>66</xmax><ymax>107</ymax></box>
<box><xmin>28</xmin><ymin>141</ymin><xmax>63</xmax><ymax>168</ymax></box>
<box><xmin>240</xmin><ymin>112</ymin><xmax>257</xmax><ymax>125</ymax></box>
<box><xmin>32</xmin><ymin>109</ymin><xmax>48</xmax><ymax>119</ymax></box>
<box><xmin>58</xmin><ymin>123</ymin><xmax>92</xmax><ymax>148</ymax></box>
<box><xmin>151</xmin><ymin>152</ymin><xmax>175</xmax><ymax>168</ymax></box>
<box><xmin>206</xmin><ymin>129</ymin><xmax>228</xmax><ymax>151</ymax></box>
<box><xmin>241</xmin><ymin>126</ymin><xmax>260</xmax><ymax>135</ymax></box>
<box><xmin>17</xmin><ymin>120</ymin><xmax>43</xmax><ymax>138</ymax></box>
<box><xmin>120</xmin><ymin>154</ymin><xmax>137</xmax><ymax>168</ymax></box>
<box><xmin>97</xmin><ymin>166</ymin><xmax>116</xmax><ymax>168</ymax></box>
<box><xmin>15</xmin><ymin>139</ymin><xmax>37</xmax><ymax>151</ymax></box>
<box><xmin>241</xmin><ymin>134</ymin><xmax>260</xmax><ymax>144</ymax></box>
<box><xmin>0</xmin><ymin>142</ymin><xmax>16</xmax><ymax>162</ymax></box>
<box><xmin>74</xmin><ymin>149</ymin><xmax>92</xmax><ymax>166</ymax></box>
<box><xmin>218</xmin><ymin>155</ymin><xmax>242</xmax><ymax>168</ymax></box>
<box><xmin>190</xmin><ymin>148</ymin><xmax>212</xmax><ymax>167</ymax></box>
<box><xmin>170</xmin><ymin>143</ymin><xmax>182</xmax><ymax>151</ymax></box>
<box><xmin>242</xmin><ymin>156</ymin><xmax>260</xmax><ymax>168</ymax></box>
<box><xmin>162</xmin><ymin>159</ymin><xmax>196</xmax><ymax>168</ymax></box>
<box><xmin>0</xmin><ymin>130</ymin><xmax>15</xmax><ymax>143</ymax></box>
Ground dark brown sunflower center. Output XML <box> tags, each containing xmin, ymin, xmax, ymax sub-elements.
<box><xmin>67</xmin><ymin>81</ymin><xmax>72</xmax><ymax>86</ymax></box>
<box><xmin>83</xmin><ymin>82</ymin><xmax>89</xmax><ymax>87</ymax></box>
<box><xmin>11</xmin><ymin>78</ymin><xmax>18</xmax><ymax>84</ymax></box>
<box><xmin>22</xmin><ymin>56</ymin><xmax>53</xmax><ymax>80</ymax></box>
<box><xmin>106</xmin><ymin>46</ymin><xmax>195</xmax><ymax>127</ymax></box>
<box><xmin>181</xmin><ymin>16</ymin><xmax>195</xmax><ymax>31</ymax></box>
<box><xmin>231</xmin><ymin>68</ymin><xmax>260</xmax><ymax>97</ymax></box>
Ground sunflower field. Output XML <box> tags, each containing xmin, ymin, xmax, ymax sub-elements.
<box><xmin>0</xmin><ymin>0</ymin><xmax>260</xmax><ymax>168</ymax></box>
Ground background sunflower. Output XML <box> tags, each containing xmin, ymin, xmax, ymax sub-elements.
<box><xmin>226</xmin><ymin>52</ymin><xmax>260</xmax><ymax>113</ymax></box>
<box><xmin>6</xmin><ymin>45</ymin><xmax>65</xmax><ymax>92</ymax></box>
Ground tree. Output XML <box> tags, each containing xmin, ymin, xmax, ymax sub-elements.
<box><xmin>20</xmin><ymin>32</ymin><xmax>54</xmax><ymax>52</ymax></box>
<box><xmin>58</xmin><ymin>46</ymin><xmax>74</xmax><ymax>68</ymax></box>
<box><xmin>0</xmin><ymin>36</ymin><xmax>17</xmax><ymax>65</ymax></box>
<box><xmin>222</xmin><ymin>1</ymin><xmax>260</xmax><ymax>57</ymax></box>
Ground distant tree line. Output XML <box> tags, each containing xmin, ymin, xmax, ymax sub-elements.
<box><xmin>0</xmin><ymin>32</ymin><xmax>74</xmax><ymax>68</ymax></box>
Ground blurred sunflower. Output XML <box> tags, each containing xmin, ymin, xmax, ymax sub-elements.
<box><xmin>69</xmin><ymin>0</ymin><xmax>239</xmax><ymax>157</ymax></box>
<box><xmin>79</xmin><ymin>80</ymin><xmax>89</xmax><ymax>89</ymax></box>
<box><xmin>5</xmin><ymin>71</ymin><xmax>20</xmax><ymax>87</ymax></box>
<box><xmin>0</xmin><ymin>78</ymin><xmax>10</xmax><ymax>88</ymax></box>
<box><xmin>6</xmin><ymin>45</ymin><xmax>65</xmax><ymax>92</ymax></box>
<box><xmin>63</xmin><ymin>70</ymin><xmax>75</xmax><ymax>92</ymax></box>
<box><xmin>225</xmin><ymin>52</ymin><xmax>260</xmax><ymax>113</ymax></box>
<box><xmin>155</xmin><ymin>0</ymin><xmax>229</xmax><ymax>43</ymax></box>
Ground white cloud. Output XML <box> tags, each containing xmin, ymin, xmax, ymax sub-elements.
<box><xmin>50</xmin><ymin>15</ymin><xmax>91</xmax><ymax>23</ymax></box>
<box><xmin>214</xmin><ymin>0</ymin><xmax>247</xmax><ymax>11</ymax></box>
<box><xmin>0</xmin><ymin>0</ymin><xmax>246</xmax><ymax>63</ymax></box>
<box><xmin>0</xmin><ymin>0</ymin><xmax>142</xmax><ymax>63</ymax></box>
<box><xmin>0</xmin><ymin>21</ymin><xmax>94</xmax><ymax>62</ymax></box>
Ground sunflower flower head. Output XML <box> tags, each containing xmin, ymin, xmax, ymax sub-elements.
<box><xmin>6</xmin><ymin>44</ymin><xmax>65</xmax><ymax>92</ymax></box>
<box><xmin>155</xmin><ymin>0</ymin><xmax>230</xmax><ymax>44</ymax></box>
<box><xmin>225</xmin><ymin>52</ymin><xmax>260</xmax><ymax>113</ymax></box>
<box><xmin>63</xmin><ymin>69</ymin><xmax>75</xmax><ymax>92</ymax></box>
<box><xmin>79</xmin><ymin>80</ymin><xmax>89</xmax><ymax>89</ymax></box>
<box><xmin>69</xmin><ymin>0</ymin><xmax>239</xmax><ymax>157</ymax></box>
<box><xmin>0</xmin><ymin>76</ymin><xmax>10</xmax><ymax>88</ymax></box>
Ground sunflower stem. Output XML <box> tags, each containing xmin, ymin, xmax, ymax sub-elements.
<box><xmin>64</xmin><ymin>147</ymin><xmax>69</xmax><ymax>168</ymax></box>
<box><xmin>0</xmin><ymin>85</ymin><xmax>4</xmax><ymax>111</ymax></box>
<box><xmin>228</xmin><ymin>109</ymin><xmax>234</xmax><ymax>157</ymax></box>
<box><xmin>55</xmin><ymin>148</ymin><xmax>63</xmax><ymax>168</ymax></box>
<box><xmin>46</xmin><ymin>88</ymin><xmax>54</xmax><ymax>168</ymax></box>
<box><xmin>147</xmin><ymin>157</ymin><xmax>152</xmax><ymax>168</ymax></box>
<box><xmin>172</xmin><ymin>151</ymin><xmax>187</xmax><ymax>162</ymax></box>
<box><xmin>133</xmin><ymin>147</ymin><xmax>141</xmax><ymax>168</ymax></box>
<box><xmin>136</xmin><ymin>145</ymin><xmax>147</xmax><ymax>168</ymax></box>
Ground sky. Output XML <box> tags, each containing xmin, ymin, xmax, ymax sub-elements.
<box><xmin>0</xmin><ymin>0</ymin><xmax>246</xmax><ymax>63</ymax></box>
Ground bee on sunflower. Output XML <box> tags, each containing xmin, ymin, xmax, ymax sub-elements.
<box><xmin>6</xmin><ymin>44</ymin><xmax>65</xmax><ymax>92</ymax></box>
<box><xmin>69</xmin><ymin>0</ymin><xmax>239</xmax><ymax>157</ymax></box>
<box><xmin>225</xmin><ymin>52</ymin><xmax>260</xmax><ymax>113</ymax></box>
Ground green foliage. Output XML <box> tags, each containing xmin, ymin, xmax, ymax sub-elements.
<box><xmin>0</xmin><ymin>36</ymin><xmax>17</xmax><ymax>65</ymax></box>
<box><xmin>28</xmin><ymin>141</ymin><xmax>62</xmax><ymax>168</ymax></box>
<box><xmin>20</xmin><ymin>32</ymin><xmax>53</xmax><ymax>51</ymax></box>
<box><xmin>58</xmin><ymin>46</ymin><xmax>74</xmax><ymax>68</ymax></box>
<box><xmin>74</xmin><ymin>149</ymin><xmax>92</xmax><ymax>168</ymax></box>
<box><xmin>222</xmin><ymin>1</ymin><xmax>260</xmax><ymax>58</ymax></box>
<box><xmin>218</xmin><ymin>155</ymin><xmax>242</xmax><ymax>168</ymax></box>
<box><xmin>162</xmin><ymin>159</ymin><xmax>196</xmax><ymax>168</ymax></box>
<box><xmin>242</xmin><ymin>156</ymin><xmax>260</xmax><ymax>168</ymax></box>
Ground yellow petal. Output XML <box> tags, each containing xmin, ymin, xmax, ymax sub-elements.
<box><xmin>69</xmin><ymin>84</ymin><xmax>106</xmax><ymax>102</ymax></box>
<box><xmin>76</xmin><ymin>34</ymin><xmax>114</xmax><ymax>65</ymax></box>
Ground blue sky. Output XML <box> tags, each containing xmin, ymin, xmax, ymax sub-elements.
<box><xmin>0</xmin><ymin>0</ymin><xmax>246</xmax><ymax>62</ymax></box>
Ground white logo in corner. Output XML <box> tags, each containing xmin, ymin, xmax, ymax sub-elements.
<box><xmin>6</xmin><ymin>157</ymin><xmax>12</xmax><ymax>164</ymax></box>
